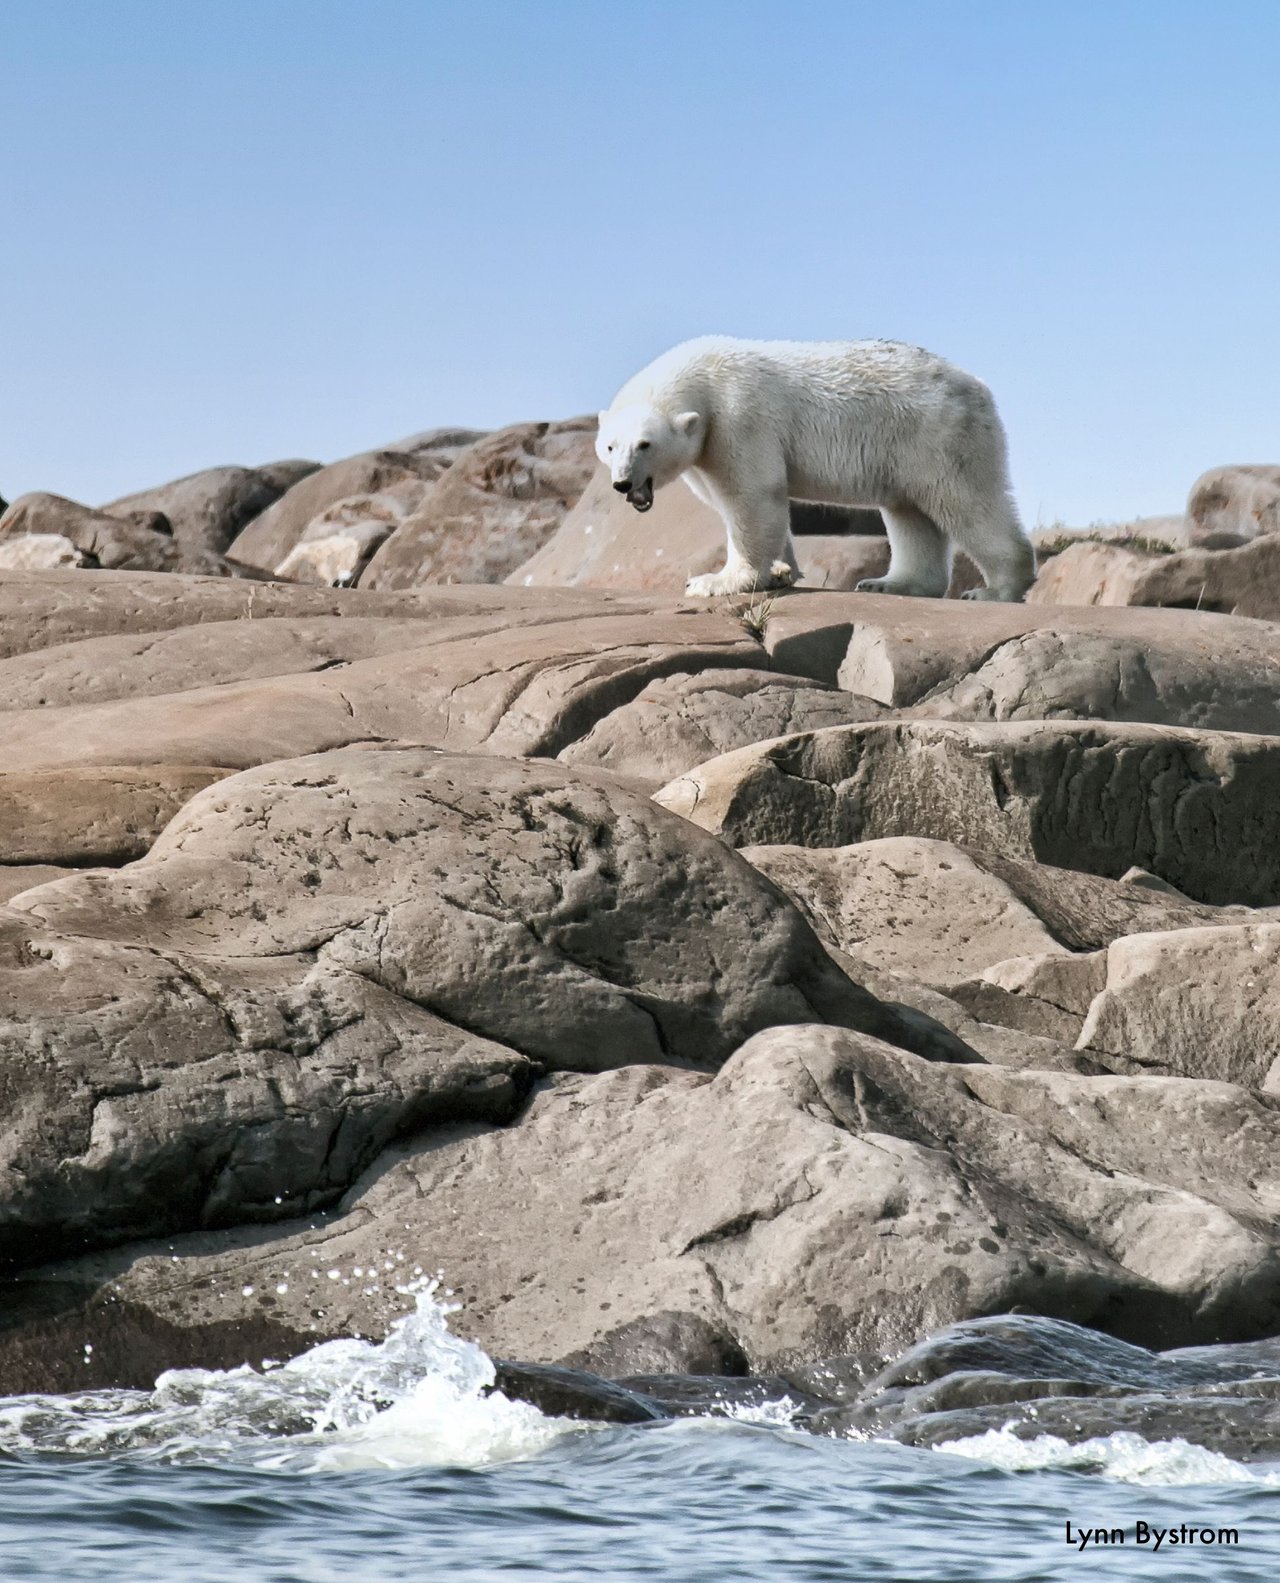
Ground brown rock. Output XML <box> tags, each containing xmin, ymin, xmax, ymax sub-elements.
<box><xmin>654</xmin><ymin>719</ymin><xmax>1280</xmax><ymax>906</ymax></box>
<box><xmin>0</xmin><ymin>865</ymin><xmax>78</xmax><ymax>905</ymax></box>
<box><xmin>104</xmin><ymin>463</ymin><xmax>322</xmax><ymax>557</ymax></box>
<box><xmin>0</xmin><ymin>569</ymin><xmax>617</xmax><ymax>665</ymax></box>
<box><xmin>0</xmin><ymin>493</ymin><xmax>197</xmax><ymax>574</ymax></box>
<box><xmin>225</xmin><ymin>448</ymin><xmax>446</xmax><ymax>574</ymax></box>
<box><xmin>0</xmin><ymin>532</ymin><xmax>87</xmax><ymax>570</ymax></box>
<box><xmin>1186</xmin><ymin>464</ymin><xmax>1280</xmax><ymax>546</ymax></box>
<box><xmin>1077</xmin><ymin>923</ymin><xmax>1280</xmax><ymax>1086</ymax></box>
<box><xmin>0</xmin><ymin>611</ymin><xmax>763</xmax><ymax>774</ymax></box>
<box><xmin>0</xmin><ymin>747</ymin><xmax>950</xmax><ymax>1265</ymax></box>
<box><xmin>559</xmin><ymin>667</ymin><xmax>886</xmax><ymax>789</ymax></box>
<box><xmin>13</xmin><ymin>1023</ymin><xmax>1278</xmax><ymax>1385</ymax></box>
<box><xmin>273</xmin><ymin>480</ymin><xmax>429</xmax><ymax>585</ymax></box>
<box><xmin>360</xmin><ymin>419</ymin><xmax>598</xmax><ymax>589</ymax></box>
<box><xmin>1028</xmin><ymin>534</ymin><xmax>1280</xmax><ymax>620</ymax></box>
<box><xmin>751</xmin><ymin>592</ymin><xmax>1280</xmax><ymax>734</ymax></box>
<box><xmin>0</xmin><ymin>765</ymin><xmax>227</xmax><ymax>865</ymax></box>
<box><xmin>741</xmin><ymin>838</ymin><xmax>1070</xmax><ymax>988</ymax></box>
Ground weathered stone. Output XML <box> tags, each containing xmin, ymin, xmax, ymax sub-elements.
<box><xmin>558</xmin><ymin>1311</ymin><xmax>750</xmax><ymax>1378</ymax></box>
<box><xmin>753</xmin><ymin>592</ymin><xmax>1280</xmax><ymax>736</ymax></box>
<box><xmin>0</xmin><ymin>612</ymin><xmax>765</xmax><ymax>774</ymax></box>
<box><xmin>0</xmin><ymin>748</ymin><xmax>954</xmax><ymax>1267</ymax></box>
<box><xmin>0</xmin><ymin>492</ymin><xmax>197</xmax><ymax>574</ymax></box>
<box><xmin>10</xmin><ymin>1023</ymin><xmax>1277</xmax><ymax>1387</ymax></box>
<box><xmin>0</xmin><ymin>865</ymin><xmax>77</xmax><ymax>905</ymax></box>
<box><xmin>104</xmin><ymin>462</ymin><xmax>322</xmax><ymax>557</ymax></box>
<box><xmin>1186</xmin><ymin>464</ymin><xmax>1280</xmax><ymax>546</ymax></box>
<box><xmin>226</xmin><ymin>448</ymin><xmax>445</xmax><ymax>574</ymax></box>
<box><xmin>655</xmin><ymin>719</ymin><xmax>1280</xmax><ymax>906</ymax></box>
<box><xmin>741</xmin><ymin>838</ymin><xmax>1070</xmax><ymax>988</ymax></box>
<box><xmin>0</xmin><ymin>533</ymin><xmax>86</xmax><ymax>570</ymax></box>
<box><xmin>560</xmin><ymin>667</ymin><xmax>885</xmax><ymax>789</ymax></box>
<box><xmin>0</xmin><ymin>572</ymin><xmax>618</xmax><ymax>669</ymax></box>
<box><xmin>361</xmin><ymin>419</ymin><xmax>598</xmax><ymax>589</ymax></box>
<box><xmin>1077</xmin><ymin>924</ymin><xmax>1280</xmax><ymax>1087</ymax></box>
<box><xmin>0</xmin><ymin>765</ymin><xmax>227</xmax><ymax>865</ymax></box>
<box><xmin>1029</xmin><ymin>535</ymin><xmax>1280</xmax><ymax>620</ymax></box>
<box><xmin>488</xmin><ymin>1361</ymin><xmax>667</xmax><ymax>1423</ymax></box>
<box><xmin>274</xmin><ymin>481</ymin><xmax>429</xmax><ymax>585</ymax></box>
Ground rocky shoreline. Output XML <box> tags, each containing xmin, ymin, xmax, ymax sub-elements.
<box><xmin>0</xmin><ymin>429</ymin><xmax>1277</xmax><ymax>1464</ymax></box>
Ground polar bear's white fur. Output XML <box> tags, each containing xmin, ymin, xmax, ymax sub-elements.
<box><xmin>596</xmin><ymin>336</ymin><xmax>1035</xmax><ymax>600</ymax></box>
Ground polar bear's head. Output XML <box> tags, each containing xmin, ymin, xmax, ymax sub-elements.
<box><xmin>595</xmin><ymin>404</ymin><xmax>704</xmax><ymax>513</ymax></box>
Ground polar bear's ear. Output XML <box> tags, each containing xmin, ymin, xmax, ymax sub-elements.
<box><xmin>672</xmin><ymin>411</ymin><xmax>702</xmax><ymax>437</ymax></box>
<box><xmin>596</xmin><ymin>411</ymin><xmax>609</xmax><ymax>426</ymax></box>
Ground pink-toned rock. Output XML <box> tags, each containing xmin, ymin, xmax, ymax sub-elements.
<box><xmin>360</xmin><ymin>419</ymin><xmax>598</xmax><ymax>589</ymax></box>
<box><xmin>226</xmin><ymin>447</ymin><xmax>447</xmax><ymax>574</ymax></box>
<box><xmin>1186</xmin><ymin>465</ymin><xmax>1280</xmax><ymax>546</ymax></box>
<box><xmin>104</xmin><ymin>462</ymin><xmax>321</xmax><ymax>557</ymax></box>
<box><xmin>1028</xmin><ymin>535</ymin><xmax>1280</xmax><ymax>620</ymax></box>
<box><xmin>0</xmin><ymin>493</ymin><xmax>222</xmax><ymax>575</ymax></box>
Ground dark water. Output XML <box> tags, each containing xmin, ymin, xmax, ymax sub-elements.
<box><xmin>0</xmin><ymin>1291</ymin><xmax>1275</xmax><ymax>1582</ymax></box>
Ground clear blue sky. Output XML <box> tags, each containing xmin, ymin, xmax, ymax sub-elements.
<box><xmin>3</xmin><ymin>0</ymin><xmax>1277</xmax><ymax>525</ymax></box>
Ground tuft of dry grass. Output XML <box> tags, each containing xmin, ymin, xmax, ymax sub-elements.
<box><xmin>1035</xmin><ymin>530</ymin><xmax>1178</xmax><ymax>561</ymax></box>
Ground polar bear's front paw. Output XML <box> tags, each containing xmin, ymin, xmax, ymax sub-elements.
<box><xmin>685</xmin><ymin>564</ymin><xmax>795</xmax><ymax>597</ymax></box>
<box><xmin>855</xmin><ymin>576</ymin><xmax>897</xmax><ymax>595</ymax></box>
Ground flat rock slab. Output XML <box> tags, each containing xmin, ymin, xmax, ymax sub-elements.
<box><xmin>0</xmin><ymin>765</ymin><xmax>228</xmax><ymax>864</ymax></box>
<box><xmin>655</xmin><ymin>719</ymin><xmax>1280</xmax><ymax>907</ymax></box>
<box><xmin>755</xmin><ymin>592</ymin><xmax>1280</xmax><ymax>737</ymax></box>
<box><xmin>0</xmin><ymin>748</ymin><xmax>935</xmax><ymax>1267</ymax></box>
<box><xmin>0</xmin><ymin>570</ymin><xmax>618</xmax><ymax>662</ymax></box>
<box><xmin>0</xmin><ymin>612</ymin><xmax>764</xmax><ymax>775</ymax></box>
<box><xmin>9</xmin><ymin>1023</ymin><xmax>1277</xmax><ymax>1389</ymax></box>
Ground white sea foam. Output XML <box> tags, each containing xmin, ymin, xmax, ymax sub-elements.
<box><xmin>933</xmin><ymin>1425</ymin><xmax>1280</xmax><ymax>1487</ymax></box>
<box><xmin>0</xmin><ymin>1280</ymin><xmax>581</xmax><ymax>1472</ymax></box>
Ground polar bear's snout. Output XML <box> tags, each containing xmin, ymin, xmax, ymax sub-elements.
<box><xmin>619</xmin><ymin>477</ymin><xmax>654</xmax><ymax>512</ymax></box>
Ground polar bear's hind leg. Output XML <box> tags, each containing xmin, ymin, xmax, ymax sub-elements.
<box><xmin>944</xmin><ymin>496</ymin><xmax>1037</xmax><ymax>602</ymax></box>
<box><xmin>856</xmin><ymin>505</ymin><xmax>950</xmax><ymax>598</ymax></box>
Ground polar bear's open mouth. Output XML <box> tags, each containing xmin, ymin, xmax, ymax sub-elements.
<box><xmin>627</xmin><ymin>481</ymin><xmax>654</xmax><ymax>512</ymax></box>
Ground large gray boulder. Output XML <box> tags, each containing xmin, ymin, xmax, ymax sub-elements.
<box><xmin>1186</xmin><ymin>464</ymin><xmax>1280</xmax><ymax>546</ymax></box>
<box><xmin>655</xmin><ymin>719</ymin><xmax>1280</xmax><ymax>907</ymax></box>
<box><xmin>559</xmin><ymin>667</ymin><xmax>886</xmax><ymax>789</ymax></box>
<box><xmin>0</xmin><ymin>747</ymin><xmax>949</xmax><ymax>1267</ymax></box>
<box><xmin>6</xmin><ymin>1023</ymin><xmax>1276</xmax><ymax>1390</ymax></box>
<box><xmin>104</xmin><ymin>462</ymin><xmax>321</xmax><ymax>557</ymax></box>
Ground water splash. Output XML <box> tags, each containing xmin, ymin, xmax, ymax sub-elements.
<box><xmin>0</xmin><ymin>1281</ymin><xmax>579</xmax><ymax>1472</ymax></box>
<box><xmin>934</xmin><ymin>1425</ymin><xmax>1280</xmax><ymax>1487</ymax></box>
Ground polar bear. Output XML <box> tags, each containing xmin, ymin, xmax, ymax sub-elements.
<box><xmin>596</xmin><ymin>336</ymin><xmax>1035</xmax><ymax>600</ymax></box>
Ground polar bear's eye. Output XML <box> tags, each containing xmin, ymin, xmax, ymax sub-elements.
<box><xmin>606</xmin><ymin>443</ymin><xmax>614</xmax><ymax>452</ymax></box>
<box><xmin>638</xmin><ymin>440</ymin><xmax>650</xmax><ymax>449</ymax></box>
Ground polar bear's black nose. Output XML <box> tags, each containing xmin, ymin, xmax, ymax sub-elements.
<box><xmin>613</xmin><ymin>479</ymin><xmax>631</xmax><ymax>494</ymax></box>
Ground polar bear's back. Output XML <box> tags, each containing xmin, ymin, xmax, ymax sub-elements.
<box><xmin>612</xmin><ymin>335</ymin><xmax>993</xmax><ymax>432</ymax></box>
